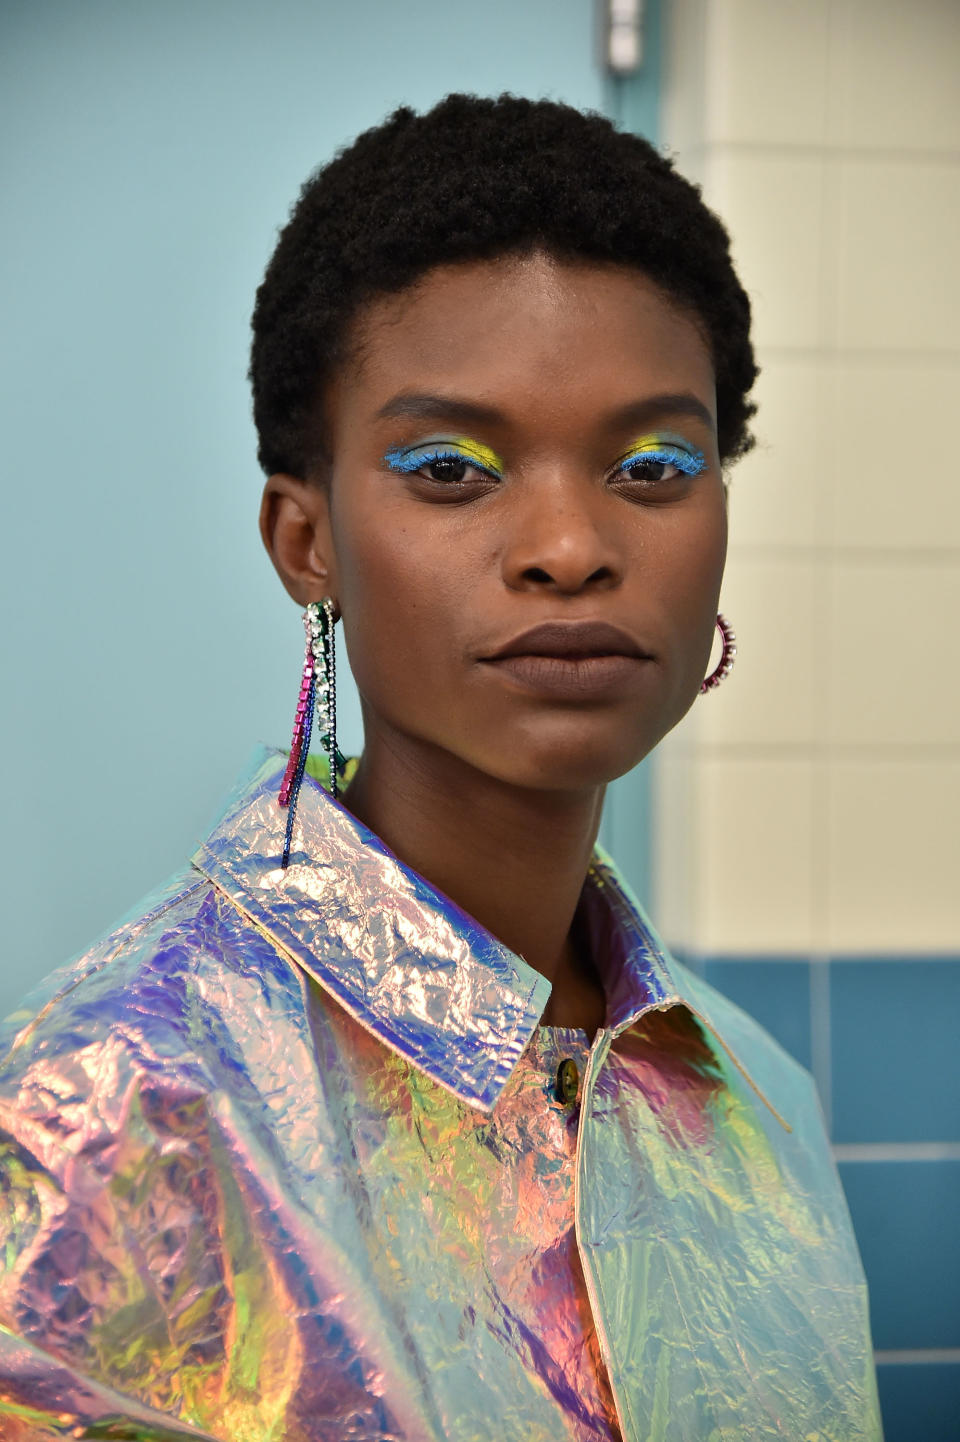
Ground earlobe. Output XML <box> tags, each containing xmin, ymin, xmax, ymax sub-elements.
<box><xmin>259</xmin><ymin>473</ymin><xmax>337</xmax><ymax>606</ymax></box>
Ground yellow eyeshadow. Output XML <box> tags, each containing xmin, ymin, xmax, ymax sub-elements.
<box><xmin>448</xmin><ymin>436</ymin><xmax>505</xmax><ymax>473</ymax></box>
<box><xmin>619</xmin><ymin>434</ymin><xmax>673</xmax><ymax>457</ymax></box>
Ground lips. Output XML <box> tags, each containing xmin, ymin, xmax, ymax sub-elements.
<box><xmin>483</xmin><ymin>621</ymin><xmax>651</xmax><ymax>662</ymax></box>
<box><xmin>480</xmin><ymin>621</ymin><xmax>654</xmax><ymax>701</ymax></box>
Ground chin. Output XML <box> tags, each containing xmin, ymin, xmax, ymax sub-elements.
<box><xmin>482</xmin><ymin>687</ymin><xmax>706</xmax><ymax>791</ymax></box>
<box><xmin>480</xmin><ymin>730</ymin><xmax>660</xmax><ymax>794</ymax></box>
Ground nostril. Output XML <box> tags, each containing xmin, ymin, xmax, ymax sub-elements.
<box><xmin>518</xmin><ymin>562</ymin><xmax>618</xmax><ymax>590</ymax></box>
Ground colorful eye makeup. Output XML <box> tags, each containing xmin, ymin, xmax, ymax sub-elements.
<box><xmin>382</xmin><ymin>432</ymin><xmax>706</xmax><ymax>486</ymax></box>
<box><xmin>613</xmin><ymin>433</ymin><xmax>706</xmax><ymax>479</ymax></box>
<box><xmin>384</xmin><ymin>436</ymin><xmax>505</xmax><ymax>480</ymax></box>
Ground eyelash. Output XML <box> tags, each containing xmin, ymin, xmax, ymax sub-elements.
<box><xmin>383</xmin><ymin>444</ymin><xmax>502</xmax><ymax>481</ymax></box>
<box><xmin>383</xmin><ymin>440</ymin><xmax>706</xmax><ymax>486</ymax></box>
<box><xmin>614</xmin><ymin>444</ymin><xmax>706</xmax><ymax>481</ymax></box>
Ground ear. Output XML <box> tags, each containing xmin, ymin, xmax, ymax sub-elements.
<box><xmin>259</xmin><ymin>474</ymin><xmax>337</xmax><ymax>608</ymax></box>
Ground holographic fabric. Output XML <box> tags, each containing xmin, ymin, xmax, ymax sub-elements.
<box><xmin>0</xmin><ymin>747</ymin><xmax>882</xmax><ymax>1440</ymax></box>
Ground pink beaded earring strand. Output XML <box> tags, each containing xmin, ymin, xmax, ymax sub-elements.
<box><xmin>278</xmin><ymin>597</ymin><xmax>340</xmax><ymax>868</ymax></box>
<box><xmin>700</xmin><ymin>613</ymin><xmax>736</xmax><ymax>693</ymax></box>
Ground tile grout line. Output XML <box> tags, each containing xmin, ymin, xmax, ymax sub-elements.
<box><xmin>811</xmin><ymin>0</ymin><xmax>842</xmax><ymax>1144</ymax></box>
<box><xmin>757</xmin><ymin>347</ymin><xmax>960</xmax><ymax>365</ymax></box>
<box><xmin>706</xmin><ymin>140</ymin><xmax>960</xmax><ymax>166</ymax></box>
<box><xmin>810</xmin><ymin>957</ymin><xmax>832</xmax><ymax>1135</ymax></box>
<box><xmin>726</xmin><ymin>546</ymin><xmax>960</xmax><ymax>564</ymax></box>
<box><xmin>874</xmin><ymin>1349</ymin><xmax>960</xmax><ymax>1366</ymax></box>
<box><xmin>686</xmin><ymin>952</ymin><xmax>960</xmax><ymax>964</ymax></box>
<box><xmin>833</xmin><ymin>1143</ymin><xmax>960</xmax><ymax>1163</ymax></box>
<box><xmin>807</xmin><ymin>380</ymin><xmax>834</xmax><ymax>1123</ymax></box>
<box><xmin>693</xmin><ymin>743</ymin><xmax>960</xmax><ymax>760</ymax></box>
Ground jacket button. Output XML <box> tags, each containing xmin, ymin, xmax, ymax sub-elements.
<box><xmin>555</xmin><ymin>1058</ymin><xmax>579</xmax><ymax>1105</ymax></box>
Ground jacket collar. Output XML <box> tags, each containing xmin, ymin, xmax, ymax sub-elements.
<box><xmin>192</xmin><ymin>746</ymin><xmax>784</xmax><ymax>1123</ymax></box>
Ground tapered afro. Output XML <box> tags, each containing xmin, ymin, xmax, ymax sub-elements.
<box><xmin>250</xmin><ymin>93</ymin><xmax>757</xmax><ymax>476</ymax></box>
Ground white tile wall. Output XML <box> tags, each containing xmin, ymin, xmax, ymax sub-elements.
<box><xmin>726</xmin><ymin>354</ymin><xmax>827</xmax><ymax>550</ymax></box>
<box><xmin>658</xmin><ymin>0</ymin><xmax>960</xmax><ymax>957</ymax></box>
<box><xmin>652</xmin><ymin>752</ymin><xmax>699</xmax><ymax>951</ymax></box>
<box><xmin>828</xmin><ymin>562</ymin><xmax>960</xmax><ymax>747</ymax></box>
<box><xmin>826</xmin><ymin>761</ymin><xmax>960</xmax><ymax>951</ymax></box>
<box><xmin>697</xmin><ymin>759</ymin><xmax>818</xmax><ymax>954</ymax></box>
<box><xmin>660</xmin><ymin>0</ymin><xmax>709</xmax><ymax>158</ymax></box>
<box><xmin>834</xmin><ymin>159</ymin><xmax>960</xmax><ymax>352</ymax></box>
<box><xmin>699</xmin><ymin>557</ymin><xmax>821</xmax><ymax>748</ymax></box>
<box><xmin>706</xmin><ymin>0</ymin><xmax>830</xmax><ymax>147</ymax></box>
<box><xmin>828</xmin><ymin>363</ymin><xmax>960</xmax><ymax>549</ymax></box>
<box><xmin>652</xmin><ymin>754</ymin><xmax>821</xmax><ymax>955</ymax></box>
<box><xmin>704</xmin><ymin>150</ymin><xmax>827</xmax><ymax>350</ymax></box>
<box><xmin>828</xmin><ymin>0</ymin><xmax>960</xmax><ymax>153</ymax></box>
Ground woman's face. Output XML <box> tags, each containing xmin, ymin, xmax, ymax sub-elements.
<box><xmin>305</xmin><ymin>250</ymin><xmax>726</xmax><ymax>791</ymax></box>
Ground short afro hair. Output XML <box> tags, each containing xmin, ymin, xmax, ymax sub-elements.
<box><xmin>250</xmin><ymin>93</ymin><xmax>757</xmax><ymax>477</ymax></box>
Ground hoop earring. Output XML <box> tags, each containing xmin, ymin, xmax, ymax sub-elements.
<box><xmin>278</xmin><ymin>597</ymin><xmax>340</xmax><ymax>868</ymax></box>
<box><xmin>700</xmin><ymin>613</ymin><xmax>736</xmax><ymax>694</ymax></box>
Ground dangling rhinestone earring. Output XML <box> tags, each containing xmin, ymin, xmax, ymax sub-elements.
<box><xmin>700</xmin><ymin>613</ymin><xmax>736</xmax><ymax>693</ymax></box>
<box><xmin>278</xmin><ymin>597</ymin><xmax>342</xmax><ymax>867</ymax></box>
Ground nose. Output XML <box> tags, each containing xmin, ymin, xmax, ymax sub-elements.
<box><xmin>501</xmin><ymin>480</ymin><xmax>623</xmax><ymax>595</ymax></box>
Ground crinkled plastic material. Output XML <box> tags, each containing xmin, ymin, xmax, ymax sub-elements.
<box><xmin>0</xmin><ymin>747</ymin><xmax>882</xmax><ymax>1440</ymax></box>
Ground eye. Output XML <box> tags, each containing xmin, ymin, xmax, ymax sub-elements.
<box><xmin>384</xmin><ymin>442</ymin><xmax>502</xmax><ymax>487</ymax></box>
<box><xmin>621</xmin><ymin>456</ymin><xmax>681</xmax><ymax>483</ymax></box>
<box><xmin>612</xmin><ymin>441</ymin><xmax>705</xmax><ymax>489</ymax></box>
<box><xmin>419</xmin><ymin>451</ymin><xmax>482</xmax><ymax>485</ymax></box>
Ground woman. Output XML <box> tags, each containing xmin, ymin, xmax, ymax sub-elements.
<box><xmin>0</xmin><ymin>95</ymin><xmax>881</xmax><ymax>1440</ymax></box>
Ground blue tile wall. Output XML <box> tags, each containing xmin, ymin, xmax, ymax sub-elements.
<box><xmin>875</xmin><ymin>1362</ymin><xmax>960</xmax><ymax>1442</ymax></box>
<box><xmin>700</xmin><ymin>959</ymin><xmax>812</xmax><ymax>1070</ymax></box>
<box><xmin>831</xmin><ymin>958</ymin><xmax>960</xmax><ymax>1144</ymax></box>
<box><xmin>836</xmin><ymin>1160</ymin><xmax>960</xmax><ymax>1351</ymax></box>
<box><xmin>700</xmin><ymin>951</ymin><xmax>960</xmax><ymax>1442</ymax></box>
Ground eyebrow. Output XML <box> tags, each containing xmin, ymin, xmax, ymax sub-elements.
<box><xmin>373</xmin><ymin>390</ymin><xmax>716</xmax><ymax>433</ymax></box>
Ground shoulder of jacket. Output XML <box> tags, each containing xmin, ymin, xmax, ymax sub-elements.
<box><xmin>0</xmin><ymin>865</ymin><xmax>293</xmax><ymax>1070</ymax></box>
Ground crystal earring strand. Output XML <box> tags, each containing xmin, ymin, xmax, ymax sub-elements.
<box><xmin>278</xmin><ymin>598</ymin><xmax>338</xmax><ymax>868</ymax></box>
<box><xmin>700</xmin><ymin>613</ymin><xmax>736</xmax><ymax>693</ymax></box>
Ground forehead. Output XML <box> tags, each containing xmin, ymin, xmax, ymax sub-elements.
<box><xmin>331</xmin><ymin>251</ymin><xmax>716</xmax><ymax>437</ymax></box>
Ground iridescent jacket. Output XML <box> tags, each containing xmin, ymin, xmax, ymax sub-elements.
<box><xmin>0</xmin><ymin>748</ymin><xmax>882</xmax><ymax>1441</ymax></box>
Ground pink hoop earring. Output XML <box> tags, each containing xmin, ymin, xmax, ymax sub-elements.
<box><xmin>700</xmin><ymin>614</ymin><xmax>736</xmax><ymax>694</ymax></box>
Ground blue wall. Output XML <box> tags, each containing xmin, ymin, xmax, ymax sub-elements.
<box><xmin>692</xmin><ymin>951</ymin><xmax>960</xmax><ymax>1439</ymax></box>
<box><xmin>1</xmin><ymin>0</ymin><xmax>657</xmax><ymax>1016</ymax></box>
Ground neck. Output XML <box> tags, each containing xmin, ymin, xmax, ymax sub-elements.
<box><xmin>341</xmin><ymin>728</ymin><xmax>607</xmax><ymax>1036</ymax></box>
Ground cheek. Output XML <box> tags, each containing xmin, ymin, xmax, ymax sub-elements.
<box><xmin>334</xmin><ymin>507</ymin><xmax>460</xmax><ymax>706</ymax></box>
<box><xmin>645</xmin><ymin>494</ymin><xmax>728</xmax><ymax>687</ymax></box>
<box><xmin>688</xmin><ymin>508</ymin><xmax>728</xmax><ymax>613</ymax></box>
<box><xmin>687</xmin><ymin>510</ymin><xmax>729</xmax><ymax>684</ymax></box>
<box><xmin>648</xmin><ymin>490</ymin><xmax>726</xmax><ymax>602</ymax></box>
